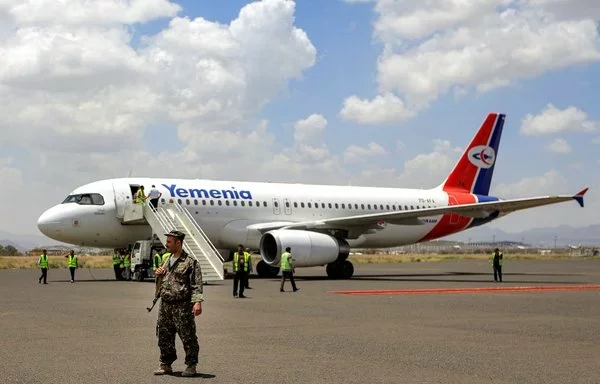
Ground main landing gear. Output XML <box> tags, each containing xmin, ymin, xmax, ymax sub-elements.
<box><xmin>326</xmin><ymin>260</ymin><xmax>354</xmax><ymax>279</ymax></box>
<box><xmin>256</xmin><ymin>260</ymin><xmax>280</xmax><ymax>278</ymax></box>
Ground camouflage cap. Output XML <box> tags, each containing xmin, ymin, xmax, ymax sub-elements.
<box><xmin>165</xmin><ymin>230</ymin><xmax>186</xmax><ymax>241</ymax></box>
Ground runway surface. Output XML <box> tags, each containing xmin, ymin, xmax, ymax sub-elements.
<box><xmin>1</xmin><ymin>259</ymin><xmax>599</xmax><ymax>384</ymax></box>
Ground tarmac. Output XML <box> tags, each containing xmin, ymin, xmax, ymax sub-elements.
<box><xmin>1</xmin><ymin>259</ymin><xmax>599</xmax><ymax>384</ymax></box>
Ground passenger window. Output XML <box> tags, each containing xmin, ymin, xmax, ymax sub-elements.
<box><xmin>321</xmin><ymin>203</ymin><xmax>325</xmax><ymax>208</ymax></box>
<box><xmin>233</xmin><ymin>201</ymin><xmax>238</xmax><ymax>206</ymax></box>
<box><xmin>249</xmin><ymin>201</ymin><xmax>253</xmax><ymax>207</ymax></box>
<box><xmin>285</xmin><ymin>201</ymin><xmax>290</xmax><ymax>208</ymax></box>
<box><xmin>226</xmin><ymin>201</ymin><xmax>230</xmax><ymax>206</ymax></box>
<box><xmin>335</xmin><ymin>203</ymin><xmax>339</xmax><ymax>209</ymax></box>
<box><xmin>177</xmin><ymin>199</ymin><xmax>182</xmax><ymax>204</ymax></box>
<box><xmin>274</xmin><ymin>201</ymin><xmax>279</xmax><ymax>208</ymax></box>
<box><xmin>328</xmin><ymin>203</ymin><xmax>332</xmax><ymax>209</ymax></box>
<box><xmin>301</xmin><ymin>202</ymin><xmax>305</xmax><ymax>208</ymax></box>
<box><xmin>341</xmin><ymin>203</ymin><xmax>345</xmax><ymax>209</ymax></box>
<box><xmin>367</xmin><ymin>204</ymin><xmax>371</xmax><ymax>209</ymax></box>
<box><xmin>241</xmin><ymin>201</ymin><xmax>245</xmax><ymax>206</ymax></box>
<box><xmin>218</xmin><ymin>201</ymin><xmax>222</xmax><ymax>206</ymax></box>
<box><xmin>374</xmin><ymin>205</ymin><xmax>378</xmax><ymax>210</ymax></box>
<box><xmin>186</xmin><ymin>199</ymin><xmax>190</xmax><ymax>205</ymax></box>
<box><xmin>202</xmin><ymin>200</ymin><xmax>206</xmax><ymax>206</ymax></box>
<box><xmin>294</xmin><ymin>202</ymin><xmax>298</xmax><ymax>208</ymax></box>
<box><xmin>308</xmin><ymin>202</ymin><xmax>312</xmax><ymax>208</ymax></box>
<box><xmin>386</xmin><ymin>205</ymin><xmax>390</xmax><ymax>210</ymax></box>
<box><xmin>210</xmin><ymin>200</ymin><xmax>214</xmax><ymax>206</ymax></box>
<box><xmin>410</xmin><ymin>205</ymin><xmax>414</xmax><ymax>210</ymax></box>
<box><xmin>361</xmin><ymin>204</ymin><xmax>365</xmax><ymax>209</ymax></box>
<box><xmin>263</xmin><ymin>202</ymin><xmax>267</xmax><ymax>207</ymax></box>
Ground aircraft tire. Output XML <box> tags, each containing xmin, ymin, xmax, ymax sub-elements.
<box><xmin>326</xmin><ymin>260</ymin><xmax>354</xmax><ymax>279</ymax></box>
<box><xmin>256</xmin><ymin>260</ymin><xmax>280</xmax><ymax>278</ymax></box>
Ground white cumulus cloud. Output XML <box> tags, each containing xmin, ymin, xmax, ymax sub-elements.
<box><xmin>521</xmin><ymin>104</ymin><xmax>599</xmax><ymax>136</ymax></box>
<box><xmin>546</xmin><ymin>138</ymin><xmax>572</xmax><ymax>153</ymax></box>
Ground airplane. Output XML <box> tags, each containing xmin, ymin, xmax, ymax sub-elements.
<box><xmin>37</xmin><ymin>112</ymin><xmax>589</xmax><ymax>279</ymax></box>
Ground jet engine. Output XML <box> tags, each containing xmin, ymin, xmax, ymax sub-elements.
<box><xmin>259</xmin><ymin>229</ymin><xmax>350</xmax><ymax>268</ymax></box>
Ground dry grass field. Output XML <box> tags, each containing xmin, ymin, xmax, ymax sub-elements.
<box><xmin>1</xmin><ymin>252</ymin><xmax>597</xmax><ymax>270</ymax></box>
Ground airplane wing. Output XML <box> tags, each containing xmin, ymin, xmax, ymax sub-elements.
<box><xmin>249</xmin><ymin>188</ymin><xmax>588</xmax><ymax>234</ymax></box>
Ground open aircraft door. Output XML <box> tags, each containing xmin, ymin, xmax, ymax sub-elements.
<box><xmin>113</xmin><ymin>182</ymin><xmax>135</xmax><ymax>219</ymax></box>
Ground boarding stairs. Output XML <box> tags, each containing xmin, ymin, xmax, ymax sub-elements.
<box><xmin>123</xmin><ymin>203</ymin><xmax>225</xmax><ymax>282</ymax></box>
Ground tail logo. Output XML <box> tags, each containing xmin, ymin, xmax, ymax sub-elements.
<box><xmin>468</xmin><ymin>146</ymin><xmax>495</xmax><ymax>169</ymax></box>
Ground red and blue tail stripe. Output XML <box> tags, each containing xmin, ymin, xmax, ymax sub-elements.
<box><xmin>441</xmin><ymin>113</ymin><xmax>505</xmax><ymax>196</ymax></box>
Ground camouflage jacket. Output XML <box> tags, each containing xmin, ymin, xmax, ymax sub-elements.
<box><xmin>159</xmin><ymin>251</ymin><xmax>204</xmax><ymax>303</ymax></box>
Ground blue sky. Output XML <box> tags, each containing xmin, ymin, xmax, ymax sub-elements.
<box><xmin>0</xmin><ymin>0</ymin><xmax>599</xmax><ymax>237</ymax></box>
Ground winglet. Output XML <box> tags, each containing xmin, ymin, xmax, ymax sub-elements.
<box><xmin>572</xmin><ymin>187</ymin><xmax>589</xmax><ymax>208</ymax></box>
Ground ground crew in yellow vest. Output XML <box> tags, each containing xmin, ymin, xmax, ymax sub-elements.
<box><xmin>232</xmin><ymin>245</ymin><xmax>249</xmax><ymax>298</ymax></box>
<box><xmin>280</xmin><ymin>247</ymin><xmax>299</xmax><ymax>292</ymax></box>
<box><xmin>153</xmin><ymin>250</ymin><xmax>164</xmax><ymax>273</ymax></box>
<box><xmin>244</xmin><ymin>247</ymin><xmax>253</xmax><ymax>289</ymax></box>
<box><xmin>135</xmin><ymin>186</ymin><xmax>147</xmax><ymax>204</ymax></box>
<box><xmin>153</xmin><ymin>230</ymin><xmax>204</xmax><ymax>377</ymax></box>
<box><xmin>38</xmin><ymin>249</ymin><xmax>49</xmax><ymax>284</ymax></box>
<box><xmin>113</xmin><ymin>249</ymin><xmax>123</xmax><ymax>280</ymax></box>
<box><xmin>162</xmin><ymin>251</ymin><xmax>171</xmax><ymax>264</ymax></box>
<box><xmin>123</xmin><ymin>252</ymin><xmax>132</xmax><ymax>281</ymax></box>
<box><xmin>490</xmin><ymin>248</ymin><xmax>504</xmax><ymax>282</ymax></box>
<box><xmin>65</xmin><ymin>250</ymin><xmax>78</xmax><ymax>283</ymax></box>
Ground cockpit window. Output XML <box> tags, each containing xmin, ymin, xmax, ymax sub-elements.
<box><xmin>62</xmin><ymin>193</ymin><xmax>105</xmax><ymax>206</ymax></box>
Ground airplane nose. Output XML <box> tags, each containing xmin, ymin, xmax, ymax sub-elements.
<box><xmin>37</xmin><ymin>206</ymin><xmax>64</xmax><ymax>238</ymax></box>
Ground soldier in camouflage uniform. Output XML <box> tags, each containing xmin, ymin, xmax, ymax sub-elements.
<box><xmin>153</xmin><ymin>230</ymin><xmax>204</xmax><ymax>377</ymax></box>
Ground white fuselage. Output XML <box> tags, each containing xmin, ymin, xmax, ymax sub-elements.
<box><xmin>37</xmin><ymin>177</ymin><xmax>479</xmax><ymax>250</ymax></box>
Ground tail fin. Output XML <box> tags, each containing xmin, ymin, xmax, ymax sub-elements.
<box><xmin>439</xmin><ymin>112</ymin><xmax>505</xmax><ymax>195</ymax></box>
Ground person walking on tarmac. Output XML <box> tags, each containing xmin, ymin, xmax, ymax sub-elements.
<box><xmin>232</xmin><ymin>245</ymin><xmax>249</xmax><ymax>298</ymax></box>
<box><xmin>153</xmin><ymin>230</ymin><xmax>204</xmax><ymax>377</ymax></box>
<box><xmin>38</xmin><ymin>249</ymin><xmax>49</xmax><ymax>284</ymax></box>
<box><xmin>280</xmin><ymin>247</ymin><xmax>299</xmax><ymax>292</ymax></box>
<box><xmin>65</xmin><ymin>250</ymin><xmax>78</xmax><ymax>283</ymax></box>
<box><xmin>491</xmin><ymin>248</ymin><xmax>504</xmax><ymax>282</ymax></box>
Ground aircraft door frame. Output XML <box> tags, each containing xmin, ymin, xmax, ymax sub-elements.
<box><xmin>113</xmin><ymin>182</ymin><xmax>134</xmax><ymax>218</ymax></box>
<box><xmin>283</xmin><ymin>198</ymin><xmax>292</xmax><ymax>215</ymax></box>
<box><xmin>272</xmin><ymin>198</ymin><xmax>281</xmax><ymax>215</ymax></box>
<box><xmin>448</xmin><ymin>195</ymin><xmax>459</xmax><ymax>225</ymax></box>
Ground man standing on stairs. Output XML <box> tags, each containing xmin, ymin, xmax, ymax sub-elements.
<box><xmin>148</xmin><ymin>185</ymin><xmax>162</xmax><ymax>211</ymax></box>
<box><xmin>153</xmin><ymin>230</ymin><xmax>204</xmax><ymax>377</ymax></box>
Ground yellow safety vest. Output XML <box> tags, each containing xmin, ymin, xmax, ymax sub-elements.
<box><xmin>135</xmin><ymin>190</ymin><xmax>146</xmax><ymax>204</ymax></box>
<box><xmin>153</xmin><ymin>254</ymin><xmax>162</xmax><ymax>271</ymax></box>
<box><xmin>123</xmin><ymin>255</ymin><xmax>131</xmax><ymax>267</ymax></box>
<box><xmin>67</xmin><ymin>255</ymin><xmax>77</xmax><ymax>268</ymax></box>
<box><xmin>490</xmin><ymin>252</ymin><xmax>503</xmax><ymax>266</ymax></box>
<box><xmin>39</xmin><ymin>254</ymin><xmax>48</xmax><ymax>268</ymax></box>
<box><xmin>162</xmin><ymin>253</ymin><xmax>171</xmax><ymax>263</ymax></box>
<box><xmin>281</xmin><ymin>252</ymin><xmax>293</xmax><ymax>271</ymax></box>
<box><xmin>112</xmin><ymin>253</ymin><xmax>121</xmax><ymax>265</ymax></box>
<box><xmin>233</xmin><ymin>252</ymin><xmax>250</xmax><ymax>272</ymax></box>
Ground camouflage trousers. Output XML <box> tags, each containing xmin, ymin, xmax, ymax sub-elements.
<box><xmin>156</xmin><ymin>300</ymin><xmax>199</xmax><ymax>366</ymax></box>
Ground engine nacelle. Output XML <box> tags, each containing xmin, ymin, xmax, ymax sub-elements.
<box><xmin>259</xmin><ymin>230</ymin><xmax>350</xmax><ymax>268</ymax></box>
